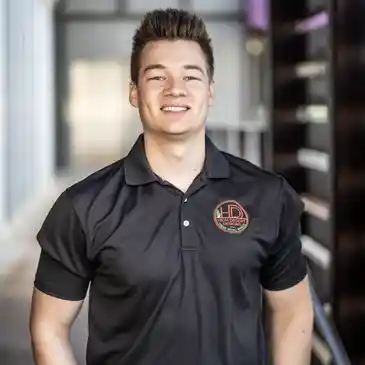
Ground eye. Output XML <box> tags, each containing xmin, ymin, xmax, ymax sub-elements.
<box><xmin>148</xmin><ymin>76</ymin><xmax>165</xmax><ymax>81</ymax></box>
<box><xmin>184</xmin><ymin>76</ymin><xmax>200</xmax><ymax>81</ymax></box>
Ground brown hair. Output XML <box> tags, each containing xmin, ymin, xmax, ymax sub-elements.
<box><xmin>130</xmin><ymin>8</ymin><xmax>214</xmax><ymax>84</ymax></box>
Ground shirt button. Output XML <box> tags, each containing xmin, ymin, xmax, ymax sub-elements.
<box><xmin>183</xmin><ymin>220</ymin><xmax>190</xmax><ymax>227</ymax></box>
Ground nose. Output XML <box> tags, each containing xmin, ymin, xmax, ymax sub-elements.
<box><xmin>164</xmin><ymin>77</ymin><xmax>187</xmax><ymax>97</ymax></box>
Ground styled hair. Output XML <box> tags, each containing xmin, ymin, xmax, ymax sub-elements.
<box><xmin>130</xmin><ymin>8</ymin><xmax>214</xmax><ymax>84</ymax></box>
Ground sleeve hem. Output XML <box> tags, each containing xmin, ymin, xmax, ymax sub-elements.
<box><xmin>34</xmin><ymin>250</ymin><xmax>90</xmax><ymax>301</ymax></box>
<box><xmin>34</xmin><ymin>280</ymin><xmax>88</xmax><ymax>301</ymax></box>
<box><xmin>262</xmin><ymin>269</ymin><xmax>307</xmax><ymax>292</ymax></box>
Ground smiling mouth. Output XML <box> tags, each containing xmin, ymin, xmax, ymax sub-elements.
<box><xmin>160</xmin><ymin>105</ymin><xmax>190</xmax><ymax>112</ymax></box>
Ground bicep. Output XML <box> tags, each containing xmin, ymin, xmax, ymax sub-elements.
<box><xmin>30</xmin><ymin>287</ymin><xmax>84</xmax><ymax>336</ymax></box>
<box><xmin>264</xmin><ymin>275</ymin><xmax>311</xmax><ymax>312</ymax></box>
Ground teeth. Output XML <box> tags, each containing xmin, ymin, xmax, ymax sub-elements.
<box><xmin>162</xmin><ymin>106</ymin><xmax>188</xmax><ymax>112</ymax></box>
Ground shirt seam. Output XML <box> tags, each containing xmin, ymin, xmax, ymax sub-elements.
<box><xmin>63</xmin><ymin>188</ymin><xmax>91</xmax><ymax>256</ymax></box>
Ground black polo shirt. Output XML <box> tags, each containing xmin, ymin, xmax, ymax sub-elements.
<box><xmin>34</xmin><ymin>134</ymin><xmax>307</xmax><ymax>365</ymax></box>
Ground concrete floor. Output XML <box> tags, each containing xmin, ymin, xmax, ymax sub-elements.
<box><xmin>0</xmin><ymin>238</ymin><xmax>89</xmax><ymax>365</ymax></box>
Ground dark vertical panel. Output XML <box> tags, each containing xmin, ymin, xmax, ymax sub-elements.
<box><xmin>331</xmin><ymin>0</ymin><xmax>365</xmax><ymax>361</ymax></box>
<box><xmin>54</xmin><ymin>2</ymin><xmax>70</xmax><ymax>170</ymax></box>
<box><xmin>267</xmin><ymin>0</ymin><xmax>365</xmax><ymax>363</ymax></box>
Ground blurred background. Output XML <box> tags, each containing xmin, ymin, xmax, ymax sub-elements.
<box><xmin>0</xmin><ymin>0</ymin><xmax>364</xmax><ymax>364</ymax></box>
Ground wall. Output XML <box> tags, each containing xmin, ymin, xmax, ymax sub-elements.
<box><xmin>0</xmin><ymin>0</ymin><xmax>5</xmax><ymax>224</ymax></box>
<box><xmin>2</xmin><ymin>0</ymin><xmax>55</xmax><ymax>219</ymax></box>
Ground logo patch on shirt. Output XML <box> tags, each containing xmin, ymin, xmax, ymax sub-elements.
<box><xmin>213</xmin><ymin>200</ymin><xmax>249</xmax><ymax>234</ymax></box>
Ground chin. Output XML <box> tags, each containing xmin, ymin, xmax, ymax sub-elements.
<box><xmin>142</xmin><ymin>114</ymin><xmax>205</xmax><ymax>138</ymax></box>
<box><xmin>164</xmin><ymin>121</ymin><xmax>203</xmax><ymax>133</ymax></box>
<box><xmin>161</xmin><ymin>128</ymin><xmax>194</xmax><ymax>138</ymax></box>
<box><xmin>144</xmin><ymin>125</ymin><xmax>195</xmax><ymax>139</ymax></box>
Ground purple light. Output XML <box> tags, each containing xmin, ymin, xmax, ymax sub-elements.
<box><xmin>247</xmin><ymin>0</ymin><xmax>268</xmax><ymax>30</ymax></box>
<box><xmin>295</xmin><ymin>11</ymin><xmax>329</xmax><ymax>33</ymax></box>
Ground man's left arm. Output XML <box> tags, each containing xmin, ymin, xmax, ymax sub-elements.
<box><xmin>260</xmin><ymin>177</ymin><xmax>314</xmax><ymax>365</ymax></box>
<box><xmin>264</xmin><ymin>276</ymin><xmax>313</xmax><ymax>365</ymax></box>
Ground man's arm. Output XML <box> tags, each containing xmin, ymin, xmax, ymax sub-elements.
<box><xmin>260</xmin><ymin>177</ymin><xmax>313</xmax><ymax>363</ymax></box>
<box><xmin>30</xmin><ymin>288</ymin><xmax>84</xmax><ymax>365</ymax></box>
<box><xmin>30</xmin><ymin>190</ymin><xmax>92</xmax><ymax>365</ymax></box>
<box><xmin>265</xmin><ymin>276</ymin><xmax>314</xmax><ymax>365</ymax></box>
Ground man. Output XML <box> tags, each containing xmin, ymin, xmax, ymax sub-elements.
<box><xmin>30</xmin><ymin>8</ymin><xmax>313</xmax><ymax>365</ymax></box>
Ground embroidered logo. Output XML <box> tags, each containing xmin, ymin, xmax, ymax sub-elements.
<box><xmin>213</xmin><ymin>200</ymin><xmax>249</xmax><ymax>234</ymax></box>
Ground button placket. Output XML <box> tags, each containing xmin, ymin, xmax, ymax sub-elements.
<box><xmin>182</xmin><ymin>196</ymin><xmax>190</xmax><ymax>228</ymax></box>
<box><xmin>180</xmin><ymin>196</ymin><xmax>196</xmax><ymax>250</ymax></box>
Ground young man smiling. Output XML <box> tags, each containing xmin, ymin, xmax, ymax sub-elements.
<box><xmin>30</xmin><ymin>8</ymin><xmax>313</xmax><ymax>365</ymax></box>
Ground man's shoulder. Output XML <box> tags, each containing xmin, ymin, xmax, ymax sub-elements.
<box><xmin>223</xmin><ymin>152</ymin><xmax>283</xmax><ymax>189</ymax></box>
<box><xmin>65</xmin><ymin>158</ymin><xmax>127</xmax><ymax>208</ymax></box>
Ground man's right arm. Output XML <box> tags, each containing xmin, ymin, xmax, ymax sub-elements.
<box><xmin>30</xmin><ymin>190</ymin><xmax>92</xmax><ymax>365</ymax></box>
<box><xmin>30</xmin><ymin>288</ymin><xmax>84</xmax><ymax>365</ymax></box>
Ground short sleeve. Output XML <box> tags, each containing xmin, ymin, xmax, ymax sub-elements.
<box><xmin>260</xmin><ymin>178</ymin><xmax>307</xmax><ymax>291</ymax></box>
<box><xmin>34</xmin><ymin>189</ymin><xmax>92</xmax><ymax>300</ymax></box>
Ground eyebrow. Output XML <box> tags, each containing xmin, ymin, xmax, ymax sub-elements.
<box><xmin>143</xmin><ymin>64</ymin><xmax>165</xmax><ymax>74</ymax></box>
<box><xmin>143</xmin><ymin>64</ymin><xmax>205</xmax><ymax>75</ymax></box>
<box><xmin>184</xmin><ymin>64</ymin><xmax>205</xmax><ymax>75</ymax></box>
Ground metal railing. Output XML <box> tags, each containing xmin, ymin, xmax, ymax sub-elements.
<box><xmin>308</xmin><ymin>266</ymin><xmax>352</xmax><ymax>365</ymax></box>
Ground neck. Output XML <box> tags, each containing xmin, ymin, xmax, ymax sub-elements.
<box><xmin>143</xmin><ymin>131</ymin><xmax>206</xmax><ymax>190</ymax></box>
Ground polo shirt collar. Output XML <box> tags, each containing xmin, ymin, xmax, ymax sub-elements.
<box><xmin>124</xmin><ymin>134</ymin><xmax>230</xmax><ymax>186</ymax></box>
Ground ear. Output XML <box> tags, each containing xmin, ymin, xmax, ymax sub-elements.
<box><xmin>208</xmin><ymin>80</ymin><xmax>215</xmax><ymax>107</ymax></box>
<box><xmin>129</xmin><ymin>82</ymin><xmax>138</xmax><ymax>108</ymax></box>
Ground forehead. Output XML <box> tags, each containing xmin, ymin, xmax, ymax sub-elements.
<box><xmin>139</xmin><ymin>40</ymin><xmax>207</xmax><ymax>69</ymax></box>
